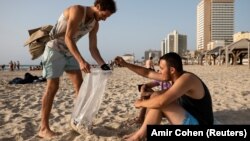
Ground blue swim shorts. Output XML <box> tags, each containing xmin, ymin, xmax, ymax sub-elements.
<box><xmin>42</xmin><ymin>47</ymin><xmax>80</xmax><ymax>79</ymax></box>
<box><xmin>182</xmin><ymin>111</ymin><xmax>199</xmax><ymax>125</ymax></box>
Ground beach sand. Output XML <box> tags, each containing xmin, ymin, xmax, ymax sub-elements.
<box><xmin>0</xmin><ymin>65</ymin><xmax>250</xmax><ymax>141</ymax></box>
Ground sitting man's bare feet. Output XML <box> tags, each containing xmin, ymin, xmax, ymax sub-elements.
<box><xmin>38</xmin><ymin>128</ymin><xmax>58</xmax><ymax>139</ymax></box>
<box><xmin>122</xmin><ymin>132</ymin><xmax>135</xmax><ymax>141</ymax></box>
<box><xmin>123</xmin><ymin>131</ymin><xmax>145</xmax><ymax>141</ymax></box>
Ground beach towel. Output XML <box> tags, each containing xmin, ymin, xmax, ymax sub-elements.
<box><xmin>8</xmin><ymin>72</ymin><xmax>46</xmax><ymax>84</ymax></box>
<box><xmin>71</xmin><ymin>68</ymin><xmax>112</xmax><ymax>134</ymax></box>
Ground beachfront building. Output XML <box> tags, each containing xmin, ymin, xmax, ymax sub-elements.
<box><xmin>207</xmin><ymin>40</ymin><xmax>225</xmax><ymax>50</ymax></box>
<box><xmin>161</xmin><ymin>30</ymin><xmax>187</xmax><ymax>57</ymax></box>
<box><xmin>161</xmin><ymin>38</ymin><xmax>167</xmax><ymax>56</ymax></box>
<box><xmin>233</xmin><ymin>32</ymin><xmax>250</xmax><ymax>42</ymax></box>
<box><xmin>144</xmin><ymin>50</ymin><xmax>161</xmax><ymax>64</ymax></box>
<box><xmin>196</xmin><ymin>0</ymin><xmax>234</xmax><ymax>51</ymax></box>
<box><xmin>121</xmin><ymin>54</ymin><xmax>135</xmax><ymax>64</ymax></box>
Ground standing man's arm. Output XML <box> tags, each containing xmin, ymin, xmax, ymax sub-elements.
<box><xmin>88</xmin><ymin>22</ymin><xmax>106</xmax><ymax>66</ymax></box>
<box><xmin>64</xmin><ymin>6</ymin><xmax>91</xmax><ymax>73</ymax></box>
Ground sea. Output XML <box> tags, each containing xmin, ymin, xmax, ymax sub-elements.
<box><xmin>0</xmin><ymin>65</ymin><xmax>42</xmax><ymax>71</ymax></box>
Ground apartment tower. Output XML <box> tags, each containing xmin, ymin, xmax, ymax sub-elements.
<box><xmin>161</xmin><ymin>30</ymin><xmax>187</xmax><ymax>57</ymax></box>
<box><xmin>196</xmin><ymin>0</ymin><xmax>234</xmax><ymax>51</ymax></box>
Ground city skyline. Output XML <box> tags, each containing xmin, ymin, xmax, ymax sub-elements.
<box><xmin>0</xmin><ymin>0</ymin><xmax>249</xmax><ymax>65</ymax></box>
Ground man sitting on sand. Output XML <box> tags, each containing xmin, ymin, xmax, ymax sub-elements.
<box><xmin>115</xmin><ymin>52</ymin><xmax>214</xmax><ymax>141</ymax></box>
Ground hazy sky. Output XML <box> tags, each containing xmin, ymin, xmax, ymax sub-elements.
<box><xmin>0</xmin><ymin>0</ymin><xmax>249</xmax><ymax>65</ymax></box>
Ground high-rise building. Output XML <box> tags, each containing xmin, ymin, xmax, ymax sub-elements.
<box><xmin>161</xmin><ymin>30</ymin><xmax>187</xmax><ymax>56</ymax></box>
<box><xmin>196</xmin><ymin>0</ymin><xmax>234</xmax><ymax>51</ymax></box>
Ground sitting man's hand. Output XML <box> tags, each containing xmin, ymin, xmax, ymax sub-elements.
<box><xmin>101</xmin><ymin>64</ymin><xmax>111</xmax><ymax>70</ymax></box>
<box><xmin>141</xmin><ymin>91</ymin><xmax>152</xmax><ymax>97</ymax></box>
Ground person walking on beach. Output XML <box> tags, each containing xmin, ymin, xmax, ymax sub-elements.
<box><xmin>17</xmin><ymin>61</ymin><xmax>20</xmax><ymax>70</ymax></box>
<box><xmin>13</xmin><ymin>61</ymin><xmax>17</xmax><ymax>70</ymax></box>
<box><xmin>145</xmin><ymin>56</ymin><xmax>154</xmax><ymax>71</ymax></box>
<box><xmin>115</xmin><ymin>52</ymin><xmax>214</xmax><ymax>141</ymax></box>
<box><xmin>38</xmin><ymin>0</ymin><xmax>117</xmax><ymax>139</ymax></box>
<box><xmin>9</xmin><ymin>60</ymin><xmax>13</xmax><ymax>71</ymax></box>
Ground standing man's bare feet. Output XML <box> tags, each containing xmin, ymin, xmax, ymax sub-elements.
<box><xmin>38</xmin><ymin>128</ymin><xmax>58</xmax><ymax>139</ymax></box>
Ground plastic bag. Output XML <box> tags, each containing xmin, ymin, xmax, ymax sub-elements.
<box><xmin>71</xmin><ymin>68</ymin><xmax>112</xmax><ymax>134</ymax></box>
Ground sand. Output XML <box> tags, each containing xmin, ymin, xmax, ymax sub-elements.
<box><xmin>0</xmin><ymin>65</ymin><xmax>250</xmax><ymax>141</ymax></box>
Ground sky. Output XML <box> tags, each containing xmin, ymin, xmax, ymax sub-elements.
<box><xmin>0</xmin><ymin>0</ymin><xmax>249</xmax><ymax>65</ymax></box>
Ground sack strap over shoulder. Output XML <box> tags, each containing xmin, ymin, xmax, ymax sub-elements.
<box><xmin>49</xmin><ymin>31</ymin><xmax>65</xmax><ymax>40</ymax></box>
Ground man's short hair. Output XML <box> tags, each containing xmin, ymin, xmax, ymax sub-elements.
<box><xmin>160</xmin><ymin>52</ymin><xmax>183</xmax><ymax>72</ymax></box>
<box><xmin>94</xmin><ymin>0</ymin><xmax>117</xmax><ymax>13</ymax></box>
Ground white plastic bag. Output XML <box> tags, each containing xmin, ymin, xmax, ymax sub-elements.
<box><xmin>71</xmin><ymin>68</ymin><xmax>112</xmax><ymax>133</ymax></box>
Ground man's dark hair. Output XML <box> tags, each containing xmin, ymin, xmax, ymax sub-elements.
<box><xmin>95</xmin><ymin>0</ymin><xmax>117</xmax><ymax>14</ymax></box>
<box><xmin>160</xmin><ymin>52</ymin><xmax>183</xmax><ymax>72</ymax></box>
